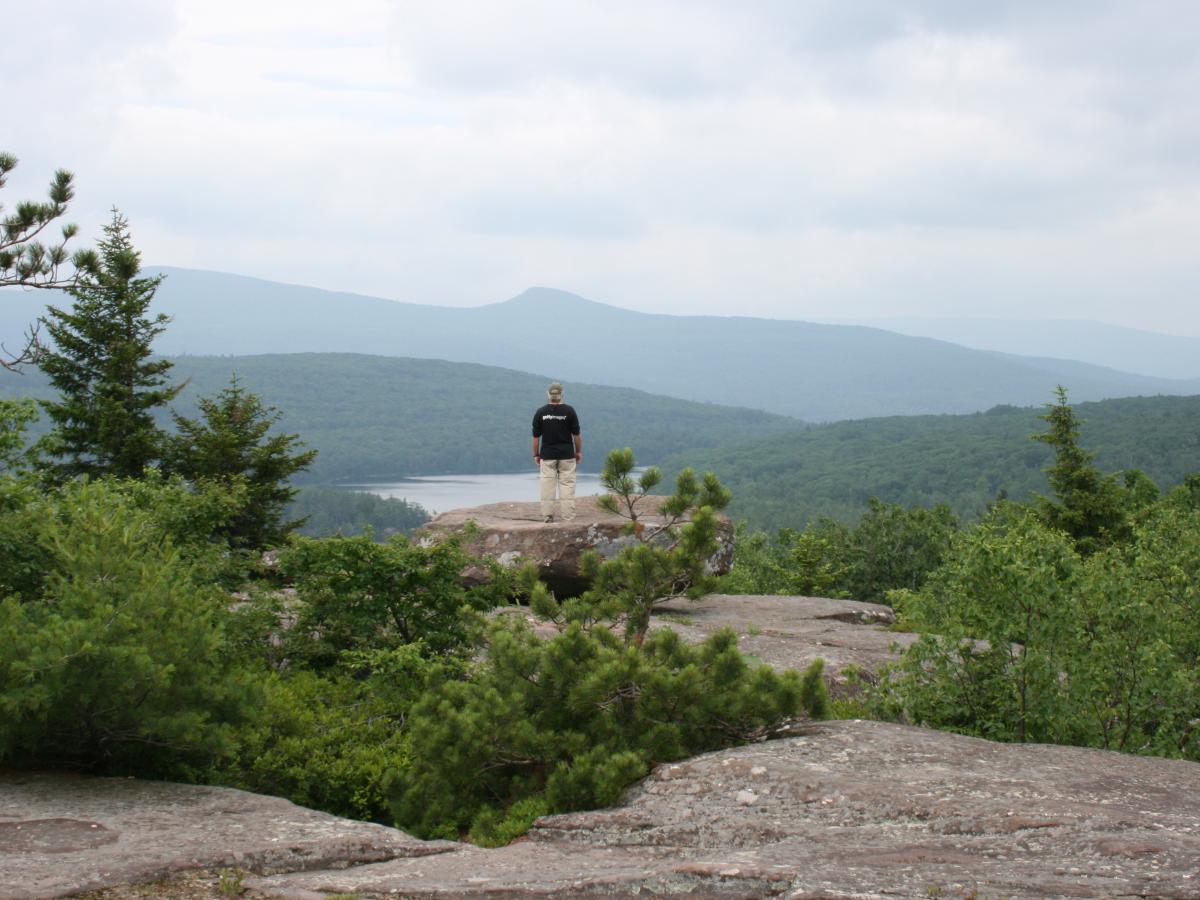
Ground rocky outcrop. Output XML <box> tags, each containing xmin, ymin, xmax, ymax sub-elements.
<box><xmin>414</xmin><ymin>495</ymin><xmax>734</xmax><ymax>597</ymax></box>
<box><xmin>254</xmin><ymin>719</ymin><xmax>1200</xmax><ymax>898</ymax></box>
<box><xmin>12</xmin><ymin>720</ymin><xmax>1197</xmax><ymax>898</ymax></box>
<box><xmin>0</xmin><ymin>776</ymin><xmax>455</xmax><ymax>899</ymax></box>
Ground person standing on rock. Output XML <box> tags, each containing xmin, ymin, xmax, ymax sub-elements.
<box><xmin>532</xmin><ymin>381</ymin><xmax>582</xmax><ymax>522</ymax></box>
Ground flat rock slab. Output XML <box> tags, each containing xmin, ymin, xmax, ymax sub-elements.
<box><xmin>415</xmin><ymin>495</ymin><xmax>734</xmax><ymax>597</ymax></box>
<box><xmin>651</xmin><ymin>593</ymin><xmax>917</xmax><ymax>693</ymax></box>
<box><xmin>504</xmin><ymin>593</ymin><xmax>915</xmax><ymax>694</ymax></box>
<box><xmin>254</xmin><ymin>720</ymin><xmax>1200</xmax><ymax>899</ymax></box>
<box><xmin>0</xmin><ymin>776</ymin><xmax>457</xmax><ymax>899</ymax></box>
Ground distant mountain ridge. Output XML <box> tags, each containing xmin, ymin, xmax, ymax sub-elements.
<box><xmin>826</xmin><ymin>315</ymin><xmax>1200</xmax><ymax>380</ymax></box>
<box><xmin>2</xmin><ymin>267</ymin><xmax>1197</xmax><ymax>421</ymax></box>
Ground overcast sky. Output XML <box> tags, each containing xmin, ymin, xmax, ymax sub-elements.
<box><xmin>5</xmin><ymin>1</ymin><xmax>1199</xmax><ymax>334</ymax></box>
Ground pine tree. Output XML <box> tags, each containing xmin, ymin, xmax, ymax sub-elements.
<box><xmin>530</xmin><ymin>448</ymin><xmax>733</xmax><ymax>646</ymax></box>
<box><xmin>166</xmin><ymin>377</ymin><xmax>317</xmax><ymax>550</ymax></box>
<box><xmin>36</xmin><ymin>211</ymin><xmax>180</xmax><ymax>481</ymax></box>
<box><xmin>0</xmin><ymin>153</ymin><xmax>96</xmax><ymax>290</ymax></box>
<box><xmin>1</xmin><ymin>152</ymin><xmax>98</xmax><ymax>370</ymax></box>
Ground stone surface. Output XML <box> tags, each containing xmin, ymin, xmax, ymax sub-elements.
<box><xmin>9</xmin><ymin>720</ymin><xmax>1200</xmax><ymax>898</ymax></box>
<box><xmin>499</xmin><ymin>592</ymin><xmax>915</xmax><ymax>695</ymax></box>
<box><xmin>650</xmin><ymin>593</ymin><xmax>917</xmax><ymax>694</ymax></box>
<box><xmin>414</xmin><ymin>495</ymin><xmax>734</xmax><ymax>597</ymax></box>
<box><xmin>0</xmin><ymin>775</ymin><xmax>456</xmax><ymax>899</ymax></box>
<box><xmin>254</xmin><ymin>720</ymin><xmax>1200</xmax><ymax>898</ymax></box>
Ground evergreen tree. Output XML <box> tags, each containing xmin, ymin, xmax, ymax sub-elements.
<box><xmin>1032</xmin><ymin>386</ymin><xmax>1130</xmax><ymax>553</ymax></box>
<box><xmin>36</xmin><ymin>211</ymin><xmax>179</xmax><ymax>481</ymax></box>
<box><xmin>167</xmin><ymin>377</ymin><xmax>317</xmax><ymax>550</ymax></box>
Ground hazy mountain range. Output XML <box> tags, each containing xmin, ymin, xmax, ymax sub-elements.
<box><xmin>2</xmin><ymin>267</ymin><xmax>1198</xmax><ymax>421</ymax></box>
<box><xmin>821</xmin><ymin>316</ymin><xmax>1200</xmax><ymax>381</ymax></box>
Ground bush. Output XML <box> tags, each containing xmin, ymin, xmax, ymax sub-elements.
<box><xmin>388</xmin><ymin>618</ymin><xmax>826</xmax><ymax>840</ymax></box>
<box><xmin>277</xmin><ymin>532</ymin><xmax>508</xmax><ymax>669</ymax></box>
<box><xmin>0</xmin><ymin>478</ymin><xmax>257</xmax><ymax>775</ymax></box>
<box><xmin>874</xmin><ymin>505</ymin><xmax>1078</xmax><ymax>744</ymax></box>
<box><xmin>872</xmin><ymin>496</ymin><xmax>1200</xmax><ymax>759</ymax></box>
<box><xmin>212</xmin><ymin>668</ymin><xmax>411</xmax><ymax>822</ymax></box>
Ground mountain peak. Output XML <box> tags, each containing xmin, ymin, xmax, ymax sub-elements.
<box><xmin>498</xmin><ymin>286</ymin><xmax>615</xmax><ymax>311</ymax></box>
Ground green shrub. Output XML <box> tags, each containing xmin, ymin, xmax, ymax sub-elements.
<box><xmin>0</xmin><ymin>478</ymin><xmax>256</xmax><ymax>775</ymax></box>
<box><xmin>872</xmin><ymin>495</ymin><xmax>1200</xmax><ymax>760</ymax></box>
<box><xmin>388</xmin><ymin>619</ymin><xmax>825</xmax><ymax>841</ymax></box>
<box><xmin>873</xmin><ymin>505</ymin><xmax>1078</xmax><ymax>744</ymax></box>
<box><xmin>278</xmin><ymin>532</ymin><xmax>508</xmax><ymax>669</ymax></box>
<box><xmin>213</xmin><ymin>669</ymin><xmax>410</xmax><ymax>821</ymax></box>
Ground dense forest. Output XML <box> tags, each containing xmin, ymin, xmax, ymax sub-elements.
<box><xmin>666</xmin><ymin>395</ymin><xmax>1200</xmax><ymax>529</ymax></box>
<box><xmin>0</xmin><ymin>352</ymin><xmax>800</xmax><ymax>483</ymax></box>
<box><xmin>719</xmin><ymin>393</ymin><xmax>1200</xmax><ymax>761</ymax></box>
<box><xmin>6</xmin><ymin>354</ymin><xmax>1199</xmax><ymax>529</ymax></box>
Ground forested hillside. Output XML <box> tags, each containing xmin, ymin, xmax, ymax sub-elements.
<box><xmin>0</xmin><ymin>352</ymin><xmax>800</xmax><ymax>482</ymax></box>
<box><xmin>666</xmin><ymin>395</ymin><xmax>1200</xmax><ymax>530</ymax></box>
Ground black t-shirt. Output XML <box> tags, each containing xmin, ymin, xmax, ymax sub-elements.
<box><xmin>532</xmin><ymin>403</ymin><xmax>580</xmax><ymax>459</ymax></box>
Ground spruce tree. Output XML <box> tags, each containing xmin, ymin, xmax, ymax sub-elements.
<box><xmin>1033</xmin><ymin>386</ymin><xmax>1129</xmax><ymax>553</ymax></box>
<box><xmin>166</xmin><ymin>377</ymin><xmax>317</xmax><ymax>550</ymax></box>
<box><xmin>36</xmin><ymin>211</ymin><xmax>180</xmax><ymax>481</ymax></box>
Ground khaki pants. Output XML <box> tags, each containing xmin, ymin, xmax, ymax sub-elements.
<box><xmin>539</xmin><ymin>458</ymin><xmax>577</xmax><ymax>519</ymax></box>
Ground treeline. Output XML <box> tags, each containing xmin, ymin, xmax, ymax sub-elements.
<box><xmin>288</xmin><ymin>486</ymin><xmax>429</xmax><ymax>538</ymax></box>
<box><xmin>668</xmin><ymin>394</ymin><xmax>1200</xmax><ymax>530</ymax></box>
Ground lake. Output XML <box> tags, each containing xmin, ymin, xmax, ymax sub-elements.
<box><xmin>349</xmin><ymin>471</ymin><xmax>612</xmax><ymax>516</ymax></box>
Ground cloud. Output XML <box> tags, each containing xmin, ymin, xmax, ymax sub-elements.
<box><xmin>3</xmin><ymin>1</ymin><xmax>1199</xmax><ymax>335</ymax></box>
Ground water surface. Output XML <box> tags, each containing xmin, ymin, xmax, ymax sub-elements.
<box><xmin>350</xmin><ymin>471</ymin><xmax>610</xmax><ymax>516</ymax></box>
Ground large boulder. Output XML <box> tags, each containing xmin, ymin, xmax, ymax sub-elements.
<box><xmin>414</xmin><ymin>495</ymin><xmax>734</xmax><ymax>597</ymax></box>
